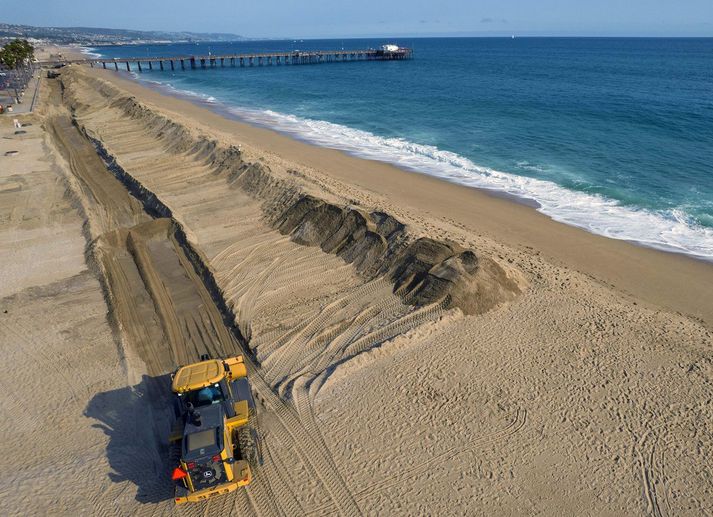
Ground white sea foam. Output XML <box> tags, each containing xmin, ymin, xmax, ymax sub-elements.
<box><xmin>80</xmin><ymin>46</ymin><xmax>102</xmax><ymax>59</ymax></box>
<box><xmin>137</xmin><ymin>79</ymin><xmax>713</xmax><ymax>262</ymax></box>
<box><xmin>139</xmin><ymin>78</ymin><xmax>217</xmax><ymax>104</ymax></box>
<box><xmin>516</xmin><ymin>160</ymin><xmax>548</xmax><ymax>173</ymax></box>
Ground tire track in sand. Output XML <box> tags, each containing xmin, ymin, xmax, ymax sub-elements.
<box><xmin>247</xmin><ymin>356</ymin><xmax>362</xmax><ymax>517</ymax></box>
<box><xmin>256</xmin><ymin>427</ymin><xmax>306</xmax><ymax>517</ymax></box>
<box><xmin>628</xmin><ymin>401</ymin><xmax>713</xmax><ymax>517</ymax></box>
<box><xmin>636</xmin><ymin>426</ymin><xmax>668</xmax><ymax>517</ymax></box>
<box><xmin>260</xmin><ymin>278</ymin><xmax>391</xmax><ymax>383</ymax></box>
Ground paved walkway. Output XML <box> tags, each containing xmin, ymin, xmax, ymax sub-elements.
<box><xmin>1</xmin><ymin>70</ymin><xmax>40</xmax><ymax>116</ymax></box>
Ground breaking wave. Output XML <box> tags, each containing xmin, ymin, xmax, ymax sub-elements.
<box><xmin>80</xmin><ymin>47</ymin><xmax>103</xmax><ymax>59</ymax></box>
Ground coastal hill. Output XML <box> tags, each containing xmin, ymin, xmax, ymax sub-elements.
<box><xmin>0</xmin><ymin>22</ymin><xmax>245</xmax><ymax>45</ymax></box>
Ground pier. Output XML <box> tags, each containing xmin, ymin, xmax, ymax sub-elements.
<box><xmin>38</xmin><ymin>48</ymin><xmax>413</xmax><ymax>72</ymax></box>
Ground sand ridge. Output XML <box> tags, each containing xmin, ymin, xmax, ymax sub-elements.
<box><xmin>43</xmin><ymin>66</ymin><xmax>468</xmax><ymax>515</ymax></box>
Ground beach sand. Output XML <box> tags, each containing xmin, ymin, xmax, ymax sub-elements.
<box><xmin>2</xmin><ymin>62</ymin><xmax>711</xmax><ymax>516</ymax></box>
<box><xmin>0</xmin><ymin>89</ymin><xmax>158</xmax><ymax>515</ymax></box>
<box><xmin>34</xmin><ymin>44</ymin><xmax>87</xmax><ymax>62</ymax></box>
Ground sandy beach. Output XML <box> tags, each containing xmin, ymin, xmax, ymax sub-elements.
<box><xmin>2</xmin><ymin>60</ymin><xmax>711</xmax><ymax>516</ymax></box>
<box><xmin>33</xmin><ymin>44</ymin><xmax>87</xmax><ymax>61</ymax></box>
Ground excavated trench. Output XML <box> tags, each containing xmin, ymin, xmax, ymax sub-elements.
<box><xmin>46</xmin><ymin>80</ymin><xmax>259</xmax><ymax>510</ymax></box>
<box><xmin>47</xmin><ymin>84</ymin><xmax>238</xmax><ymax>376</ymax></box>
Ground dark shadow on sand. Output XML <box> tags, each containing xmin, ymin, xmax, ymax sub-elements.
<box><xmin>84</xmin><ymin>373</ymin><xmax>177</xmax><ymax>504</ymax></box>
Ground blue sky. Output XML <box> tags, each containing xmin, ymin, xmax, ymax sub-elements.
<box><xmin>4</xmin><ymin>0</ymin><xmax>712</xmax><ymax>38</ymax></box>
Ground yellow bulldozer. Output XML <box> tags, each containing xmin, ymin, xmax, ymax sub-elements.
<box><xmin>169</xmin><ymin>354</ymin><xmax>261</xmax><ymax>504</ymax></box>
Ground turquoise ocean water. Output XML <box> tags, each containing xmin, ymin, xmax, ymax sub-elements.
<box><xmin>88</xmin><ymin>38</ymin><xmax>713</xmax><ymax>261</ymax></box>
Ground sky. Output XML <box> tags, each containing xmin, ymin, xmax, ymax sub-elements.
<box><xmin>3</xmin><ymin>0</ymin><xmax>712</xmax><ymax>38</ymax></box>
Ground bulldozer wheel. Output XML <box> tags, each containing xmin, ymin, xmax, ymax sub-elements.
<box><xmin>168</xmin><ymin>440</ymin><xmax>182</xmax><ymax>469</ymax></box>
<box><xmin>253</xmin><ymin>427</ymin><xmax>264</xmax><ymax>466</ymax></box>
<box><xmin>238</xmin><ymin>426</ymin><xmax>258</xmax><ymax>470</ymax></box>
<box><xmin>172</xmin><ymin>398</ymin><xmax>182</xmax><ymax>419</ymax></box>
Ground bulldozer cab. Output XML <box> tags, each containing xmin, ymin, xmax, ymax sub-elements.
<box><xmin>172</xmin><ymin>357</ymin><xmax>252</xmax><ymax>410</ymax></box>
<box><xmin>169</xmin><ymin>355</ymin><xmax>259</xmax><ymax>504</ymax></box>
<box><xmin>181</xmin><ymin>383</ymin><xmax>226</xmax><ymax>408</ymax></box>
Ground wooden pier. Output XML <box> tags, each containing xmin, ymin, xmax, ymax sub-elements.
<box><xmin>38</xmin><ymin>48</ymin><xmax>413</xmax><ymax>72</ymax></box>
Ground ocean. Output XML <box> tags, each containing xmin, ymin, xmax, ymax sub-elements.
<box><xmin>88</xmin><ymin>38</ymin><xmax>713</xmax><ymax>261</ymax></box>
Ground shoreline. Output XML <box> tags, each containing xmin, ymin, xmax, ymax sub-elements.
<box><xmin>82</xmin><ymin>47</ymin><xmax>713</xmax><ymax>264</ymax></box>
<box><xmin>88</xmin><ymin>66</ymin><xmax>713</xmax><ymax>327</ymax></box>
<box><xmin>137</xmin><ymin>75</ymin><xmax>546</xmax><ymax>211</ymax></box>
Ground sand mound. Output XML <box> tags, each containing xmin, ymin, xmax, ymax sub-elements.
<box><xmin>274</xmin><ymin>195</ymin><xmax>521</xmax><ymax>313</ymax></box>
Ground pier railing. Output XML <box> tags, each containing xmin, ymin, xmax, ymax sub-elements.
<box><xmin>37</xmin><ymin>48</ymin><xmax>413</xmax><ymax>72</ymax></box>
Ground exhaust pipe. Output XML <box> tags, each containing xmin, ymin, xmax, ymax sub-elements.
<box><xmin>186</xmin><ymin>402</ymin><xmax>202</xmax><ymax>426</ymax></box>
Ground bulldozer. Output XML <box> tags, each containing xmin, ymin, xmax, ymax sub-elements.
<box><xmin>169</xmin><ymin>354</ymin><xmax>261</xmax><ymax>504</ymax></box>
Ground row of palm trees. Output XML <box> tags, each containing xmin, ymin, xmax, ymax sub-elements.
<box><xmin>0</xmin><ymin>39</ymin><xmax>35</xmax><ymax>107</ymax></box>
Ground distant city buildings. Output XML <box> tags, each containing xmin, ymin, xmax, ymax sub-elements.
<box><xmin>0</xmin><ymin>23</ymin><xmax>245</xmax><ymax>46</ymax></box>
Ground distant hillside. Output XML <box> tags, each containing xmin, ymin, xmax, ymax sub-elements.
<box><xmin>0</xmin><ymin>22</ymin><xmax>245</xmax><ymax>45</ymax></box>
